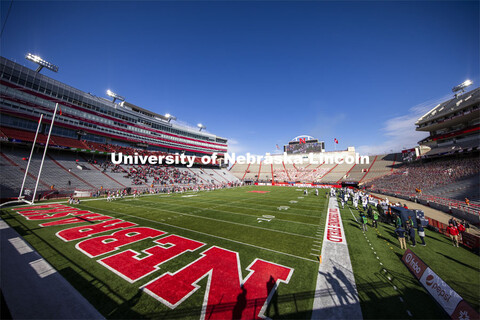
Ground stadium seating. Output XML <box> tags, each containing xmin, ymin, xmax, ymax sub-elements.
<box><xmin>366</xmin><ymin>155</ymin><xmax>480</xmax><ymax>201</ymax></box>
<box><xmin>50</xmin><ymin>136</ymin><xmax>89</xmax><ymax>149</ymax></box>
<box><xmin>0</xmin><ymin>145</ymin><xmax>239</xmax><ymax>200</ymax></box>
<box><xmin>1</xmin><ymin>127</ymin><xmax>49</xmax><ymax>144</ymax></box>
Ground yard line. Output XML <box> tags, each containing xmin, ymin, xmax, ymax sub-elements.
<box><xmin>347</xmin><ymin>205</ymin><xmax>359</xmax><ymax>222</ymax></box>
<box><xmin>138</xmin><ymin>198</ymin><xmax>318</xmax><ymax>226</ymax></box>
<box><xmin>77</xmin><ymin>204</ymin><xmax>318</xmax><ymax>263</ymax></box>
<box><xmin>197</xmin><ymin>195</ymin><xmax>325</xmax><ymax>211</ymax></box>
<box><xmin>83</xmin><ymin>201</ymin><xmax>319</xmax><ymax>240</ymax></box>
<box><xmin>158</xmin><ymin>195</ymin><xmax>322</xmax><ymax>218</ymax></box>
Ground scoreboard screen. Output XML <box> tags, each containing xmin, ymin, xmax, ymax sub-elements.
<box><xmin>285</xmin><ymin>140</ymin><xmax>325</xmax><ymax>154</ymax></box>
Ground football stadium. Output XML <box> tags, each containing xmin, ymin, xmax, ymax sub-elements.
<box><xmin>0</xmin><ymin>2</ymin><xmax>479</xmax><ymax>320</ymax></box>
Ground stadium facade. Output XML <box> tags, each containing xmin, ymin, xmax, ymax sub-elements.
<box><xmin>0</xmin><ymin>56</ymin><xmax>228</xmax><ymax>157</ymax></box>
<box><xmin>415</xmin><ymin>86</ymin><xmax>480</xmax><ymax>157</ymax></box>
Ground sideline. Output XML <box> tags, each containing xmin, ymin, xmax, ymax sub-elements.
<box><xmin>0</xmin><ymin>218</ymin><xmax>104</xmax><ymax>319</ymax></box>
<box><xmin>311</xmin><ymin>196</ymin><xmax>362</xmax><ymax>319</ymax></box>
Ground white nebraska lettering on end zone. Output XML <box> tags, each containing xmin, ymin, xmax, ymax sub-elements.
<box><xmin>311</xmin><ymin>197</ymin><xmax>362</xmax><ymax>320</ymax></box>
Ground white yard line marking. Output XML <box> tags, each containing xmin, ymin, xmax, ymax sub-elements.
<box><xmin>347</xmin><ymin>205</ymin><xmax>358</xmax><ymax>222</ymax></box>
<box><xmin>8</xmin><ymin>237</ymin><xmax>33</xmax><ymax>255</ymax></box>
<box><xmin>140</xmin><ymin>198</ymin><xmax>319</xmax><ymax>224</ymax></box>
<box><xmin>112</xmin><ymin>201</ymin><xmax>317</xmax><ymax>240</ymax></box>
<box><xmin>0</xmin><ymin>219</ymin><xmax>9</xmax><ymax>230</ymax></box>
<box><xmin>29</xmin><ymin>258</ymin><xmax>56</xmax><ymax>278</ymax></box>
<box><xmin>78</xmin><ymin>205</ymin><xmax>317</xmax><ymax>263</ymax></box>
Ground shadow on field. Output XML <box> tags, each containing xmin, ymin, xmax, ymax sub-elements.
<box><xmin>144</xmin><ymin>279</ymin><xmax>392</xmax><ymax>319</ymax></box>
<box><xmin>436</xmin><ymin>252</ymin><xmax>478</xmax><ymax>271</ymax></box>
<box><xmin>1</xmin><ymin>211</ymin><xmax>144</xmax><ymax>319</ymax></box>
<box><xmin>376</xmin><ymin>234</ymin><xmax>401</xmax><ymax>248</ymax></box>
<box><xmin>349</xmin><ymin>222</ymin><xmax>361</xmax><ymax>230</ymax></box>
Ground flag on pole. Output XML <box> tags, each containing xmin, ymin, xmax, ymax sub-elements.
<box><xmin>276</xmin><ymin>144</ymin><xmax>280</xmax><ymax>150</ymax></box>
<box><xmin>334</xmin><ymin>138</ymin><xmax>339</xmax><ymax>144</ymax></box>
<box><xmin>58</xmin><ymin>105</ymin><xmax>62</xmax><ymax>116</ymax></box>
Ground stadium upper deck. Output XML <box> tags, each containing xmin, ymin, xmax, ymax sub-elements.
<box><xmin>415</xmin><ymin>86</ymin><xmax>479</xmax><ymax>156</ymax></box>
<box><xmin>0</xmin><ymin>56</ymin><xmax>228</xmax><ymax>157</ymax></box>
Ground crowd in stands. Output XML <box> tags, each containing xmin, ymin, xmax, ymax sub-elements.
<box><xmin>125</xmin><ymin>165</ymin><xmax>197</xmax><ymax>186</ymax></box>
<box><xmin>366</xmin><ymin>156</ymin><xmax>480</xmax><ymax>196</ymax></box>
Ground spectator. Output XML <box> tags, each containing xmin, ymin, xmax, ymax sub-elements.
<box><xmin>395</xmin><ymin>214</ymin><xmax>402</xmax><ymax>228</ymax></box>
<box><xmin>372</xmin><ymin>210</ymin><xmax>378</xmax><ymax>228</ymax></box>
<box><xmin>407</xmin><ymin>216</ymin><xmax>414</xmax><ymax>227</ymax></box>
<box><xmin>462</xmin><ymin>219</ymin><xmax>470</xmax><ymax>232</ymax></box>
<box><xmin>465</xmin><ymin>198</ymin><xmax>470</xmax><ymax>206</ymax></box>
<box><xmin>446</xmin><ymin>223</ymin><xmax>460</xmax><ymax>247</ymax></box>
<box><xmin>408</xmin><ymin>226</ymin><xmax>416</xmax><ymax>247</ymax></box>
<box><xmin>417</xmin><ymin>223</ymin><xmax>426</xmax><ymax>246</ymax></box>
<box><xmin>457</xmin><ymin>222</ymin><xmax>466</xmax><ymax>242</ymax></box>
<box><xmin>361</xmin><ymin>214</ymin><xmax>368</xmax><ymax>232</ymax></box>
<box><xmin>395</xmin><ymin>226</ymin><xmax>407</xmax><ymax>250</ymax></box>
<box><xmin>448</xmin><ymin>217</ymin><xmax>458</xmax><ymax>227</ymax></box>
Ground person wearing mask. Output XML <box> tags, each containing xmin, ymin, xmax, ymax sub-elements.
<box><xmin>457</xmin><ymin>222</ymin><xmax>466</xmax><ymax>242</ymax></box>
<box><xmin>395</xmin><ymin>226</ymin><xmax>407</xmax><ymax>250</ymax></box>
<box><xmin>417</xmin><ymin>220</ymin><xmax>426</xmax><ymax>246</ymax></box>
<box><xmin>408</xmin><ymin>225</ymin><xmax>416</xmax><ymax>247</ymax></box>
<box><xmin>361</xmin><ymin>214</ymin><xmax>368</xmax><ymax>232</ymax></box>
<box><xmin>372</xmin><ymin>210</ymin><xmax>379</xmax><ymax>228</ymax></box>
<box><xmin>448</xmin><ymin>217</ymin><xmax>458</xmax><ymax>227</ymax></box>
<box><xmin>446</xmin><ymin>223</ymin><xmax>460</xmax><ymax>247</ymax></box>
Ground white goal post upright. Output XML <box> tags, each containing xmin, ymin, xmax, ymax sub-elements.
<box><xmin>18</xmin><ymin>114</ymin><xmax>44</xmax><ymax>199</ymax></box>
<box><xmin>31</xmin><ymin>103</ymin><xmax>59</xmax><ymax>204</ymax></box>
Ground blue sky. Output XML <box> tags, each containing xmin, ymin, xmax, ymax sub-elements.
<box><xmin>1</xmin><ymin>1</ymin><xmax>478</xmax><ymax>156</ymax></box>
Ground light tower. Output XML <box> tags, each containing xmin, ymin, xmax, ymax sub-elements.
<box><xmin>25</xmin><ymin>53</ymin><xmax>59</xmax><ymax>73</ymax></box>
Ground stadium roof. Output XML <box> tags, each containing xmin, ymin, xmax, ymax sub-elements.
<box><xmin>416</xmin><ymin>87</ymin><xmax>480</xmax><ymax>126</ymax></box>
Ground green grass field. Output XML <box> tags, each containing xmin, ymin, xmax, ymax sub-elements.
<box><xmin>1</xmin><ymin>186</ymin><xmax>479</xmax><ymax>319</ymax></box>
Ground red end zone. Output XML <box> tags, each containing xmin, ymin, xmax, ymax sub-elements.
<box><xmin>12</xmin><ymin>203</ymin><xmax>294</xmax><ymax>319</ymax></box>
<box><xmin>247</xmin><ymin>191</ymin><xmax>270</xmax><ymax>193</ymax></box>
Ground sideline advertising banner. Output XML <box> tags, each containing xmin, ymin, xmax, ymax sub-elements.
<box><xmin>402</xmin><ymin>249</ymin><xmax>479</xmax><ymax>320</ymax></box>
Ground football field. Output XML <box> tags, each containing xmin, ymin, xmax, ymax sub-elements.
<box><xmin>1</xmin><ymin>186</ymin><xmax>479</xmax><ymax>319</ymax></box>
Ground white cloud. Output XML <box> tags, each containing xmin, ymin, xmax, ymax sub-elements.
<box><xmin>226</xmin><ymin>138</ymin><xmax>246</xmax><ymax>154</ymax></box>
<box><xmin>356</xmin><ymin>94</ymin><xmax>452</xmax><ymax>155</ymax></box>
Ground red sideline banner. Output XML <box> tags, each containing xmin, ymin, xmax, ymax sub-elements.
<box><xmin>402</xmin><ymin>249</ymin><xmax>479</xmax><ymax>320</ymax></box>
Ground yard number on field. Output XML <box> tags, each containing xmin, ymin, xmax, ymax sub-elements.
<box><xmin>257</xmin><ymin>215</ymin><xmax>275</xmax><ymax>223</ymax></box>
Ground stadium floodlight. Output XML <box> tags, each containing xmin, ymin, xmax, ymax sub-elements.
<box><xmin>197</xmin><ymin>123</ymin><xmax>206</xmax><ymax>131</ymax></box>
<box><xmin>165</xmin><ymin>113</ymin><xmax>177</xmax><ymax>122</ymax></box>
<box><xmin>106</xmin><ymin>89</ymin><xmax>125</xmax><ymax>103</ymax></box>
<box><xmin>25</xmin><ymin>53</ymin><xmax>59</xmax><ymax>73</ymax></box>
<box><xmin>452</xmin><ymin>80</ymin><xmax>473</xmax><ymax>93</ymax></box>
